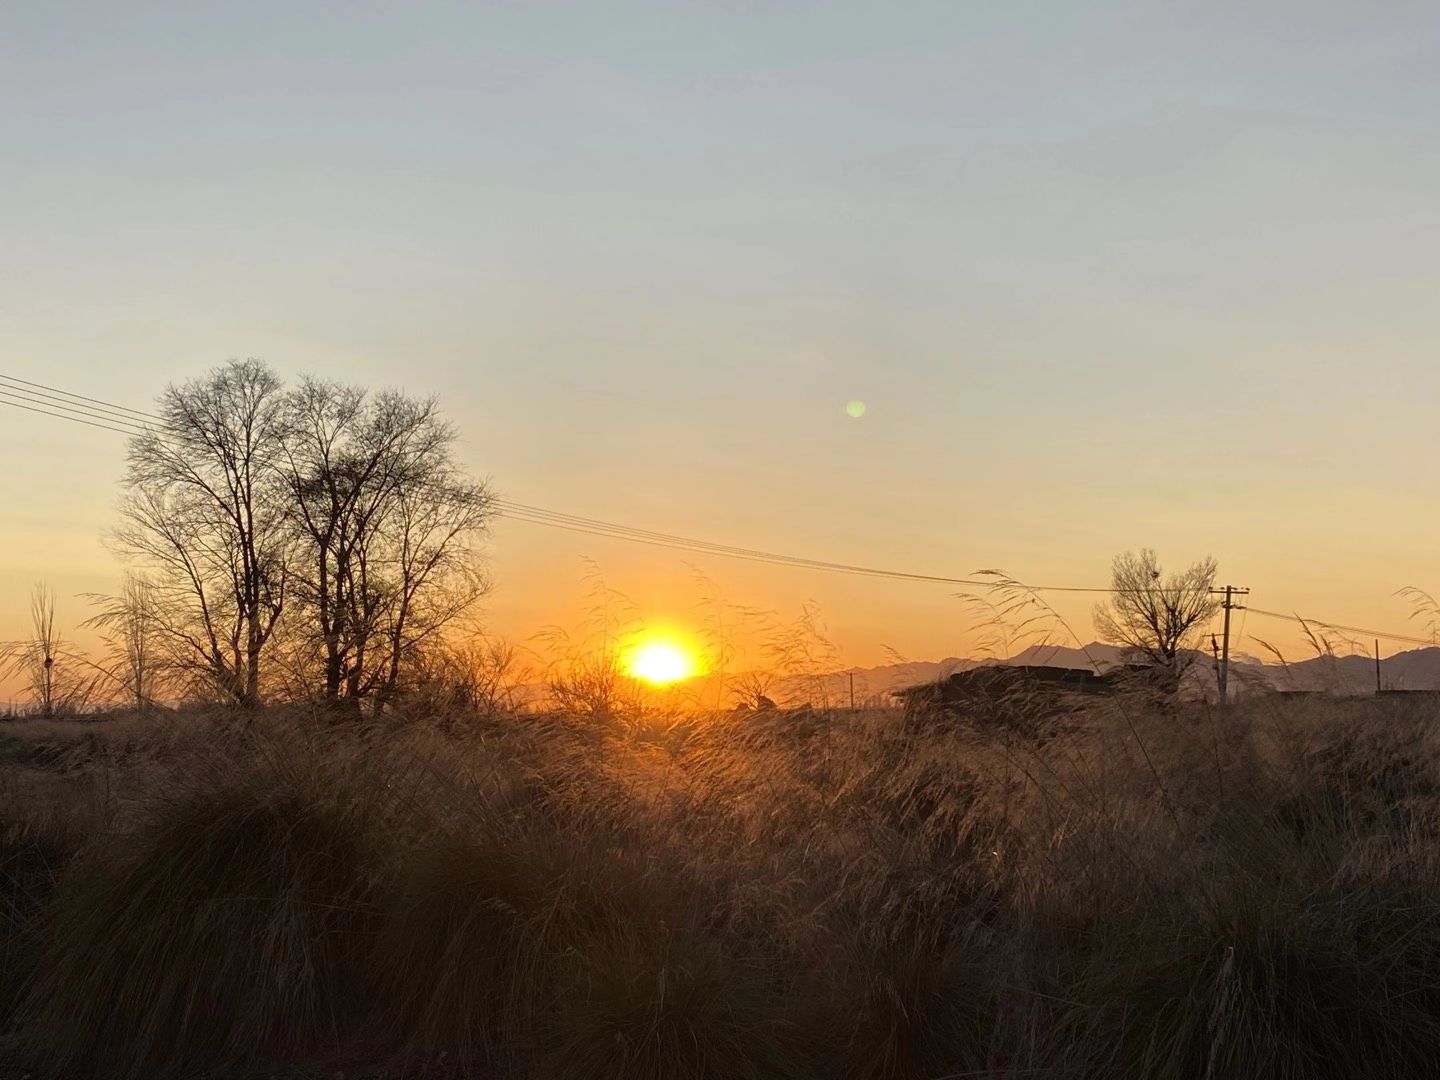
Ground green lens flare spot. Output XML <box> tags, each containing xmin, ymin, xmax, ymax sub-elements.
<box><xmin>846</xmin><ymin>400</ymin><xmax>866</xmax><ymax>418</ymax></box>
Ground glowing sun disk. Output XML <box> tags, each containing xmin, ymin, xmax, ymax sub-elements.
<box><xmin>627</xmin><ymin>639</ymin><xmax>696</xmax><ymax>685</ymax></box>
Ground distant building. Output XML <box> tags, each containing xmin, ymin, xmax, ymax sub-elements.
<box><xmin>889</xmin><ymin>660</ymin><xmax>1186</xmax><ymax>718</ymax></box>
<box><xmin>893</xmin><ymin>663</ymin><xmax>1105</xmax><ymax>711</ymax></box>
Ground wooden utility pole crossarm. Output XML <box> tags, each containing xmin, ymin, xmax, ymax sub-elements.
<box><xmin>1211</xmin><ymin>585</ymin><xmax>1250</xmax><ymax>705</ymax></box>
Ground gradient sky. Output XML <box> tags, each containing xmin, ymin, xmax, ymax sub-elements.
<box><xmin>3</xmin><ymin>2</ymin><xmax>1439</xmax><ymax>689</ymax></box>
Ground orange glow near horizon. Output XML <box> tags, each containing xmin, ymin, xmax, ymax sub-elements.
<box><xmin>624</xmin><ymin>636</ymin><xmax>701</xmax><ymax>686</ymax></box>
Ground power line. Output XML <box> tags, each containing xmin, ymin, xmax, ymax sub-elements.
<box><xmin>0</xmin><ymin>379</ymin><xmax>1091</xmax><ymax>591</ymax></box>
<box><xmin>1246</xmin><ymin>606</ymin><xmax>1437</xmax><ymax>649</ymax></box>
<box><xmin>0</xmin><ymin>393</ymin><xmax>144</xmax><ymax>437</ymax></box>
<box><xmin>493</xmin><ymin>501</ymin><xmax>1126</xmax><ymax>591</ymax></box>
<box><xmin>1231</xmin><ymin>595</ymin><xmax>1250</xmax><ymax>656</ymax></box>
<box><xmin>497</xmin><ymin>500</ymin><xmax>842</xmax><ymax>566</ymax></box>
<box><xmin>494</xmin><ymin>499</ymin><xmax>1007</xmax><ymax>586</ymax></box>
<box><xmin>4</xmin><ymin>371</ymin><xmax>1439</xmax><ymax>652</ymax></box>
<box><xmin>0</xmin><ymin>374</ymin><xmax>162</xmax><ymax>422</ymax></box>
<box><xmin>494</xmin><ymin>502</ymin><xmax>1133</xmax><ymax>591</ymax></box>
<box><xmin>0</xmin><ymin>387</ymin><xmax>153</xmax><ymax>436</ymax></box>
<box><xmin>0</xmin><ymin>377</ymin><xmax>162</xmax><ymax>427</ymax></box>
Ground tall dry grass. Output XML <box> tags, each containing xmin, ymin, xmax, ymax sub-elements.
<box><xmin>0</xmin><ymin>690</ymin><xmax>1436</xmax><ymax>1078</ymax></box>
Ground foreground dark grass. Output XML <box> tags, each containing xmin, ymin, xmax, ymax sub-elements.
<box><xmin>0</xmin><ymin>692</ymin><xmax>1439</xmax><ymax>1079</ymax></box>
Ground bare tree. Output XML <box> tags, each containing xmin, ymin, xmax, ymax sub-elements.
<box><xmin>1093</xmin><ymin>549</ymin><xmax>1219</xmax><ymax>691</ymax></box>
<box><xmin>0</xmin><ymin>584</ymin><xmax>100</xmax><ymax>717</ymax></box>
<box><xmin>276</xmin><ymin>379</ymin><xmax>494</xmax><ymax>712</ymax></box>
<box><xmin>730</xmin><ymin>669</ymin><xmax>776</xmax><ymax>710</ymax></box>
<box><xmin>116</xmin><ymin>360</ymin><xmax>290</xmax><ymax>708</ymax></box>
<box><xmin>84</xmin><ymin>574</ymin><xmax>168</xmax><ymax>714</ymax></box>
<box><xmin>30</xmin><ymin>584</ymin><xmax>58</xmax><ymax>717</ymax></box>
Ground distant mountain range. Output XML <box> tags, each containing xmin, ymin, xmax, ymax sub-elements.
<box><xmin>805</xmin><ymin>642</ymin><xmax>1440</xmax><ymax>701</ymax></box>
<box><xmin>1251</xmin><ymin>646</ymin><xmax>1440</xmax><ymax>693</ymax></box>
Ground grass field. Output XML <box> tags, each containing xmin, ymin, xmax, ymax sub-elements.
<box><xmin>0</xmin><ymin>690</ymin><xmax>1435</xmax><ymax>1079</ymax></box>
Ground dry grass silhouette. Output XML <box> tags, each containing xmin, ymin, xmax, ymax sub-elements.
<box><xmin>0</xmin><ymin>568</ymin><xmax>1435</xmax><ymax>1078</ymax></box>
<box><xmin>0</xmin><ymin>683</ymin><xmax>1433</xmax><ymax>1078</ymax></box>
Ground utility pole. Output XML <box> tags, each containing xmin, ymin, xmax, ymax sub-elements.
<box><xmin>848</xmin><ymin>671</ymin><xmax>855</xmax><ymax>710</ymax></box>
<box><xmin>1211</xmin><ymin>585</ymin><xmax>1249</xmax><ymax>706</ymax></box>
<box><xmin>1376</xmin><ymin>639</ymin><xmax>1382</xmax><ymax>693</ymax></box>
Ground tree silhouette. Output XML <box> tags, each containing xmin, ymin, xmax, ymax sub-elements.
<box><xmin>1094</xmin><ymin>549</ymin><xmax>1218</xmax><ymax>692</ymax></box>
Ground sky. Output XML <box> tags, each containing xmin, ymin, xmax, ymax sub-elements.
<box><xmin>2</xmin><ymin>1</ymin><xmax>1439</xmax><ymax>690</ymax></box>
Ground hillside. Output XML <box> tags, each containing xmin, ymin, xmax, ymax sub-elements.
<box><xmin>803</xmin><ymin>643</ymin><xmax>1440</xmax><ymax>703</ymax></box>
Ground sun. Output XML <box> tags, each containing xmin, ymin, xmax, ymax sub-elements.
<box><xmin>625</xmin><ymin>638</ymin><xmax>698</xmax><ymax>686</ymax></box>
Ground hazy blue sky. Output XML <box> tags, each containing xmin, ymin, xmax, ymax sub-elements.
<box><xmin>3</xmin><ymin>2</ymin><xmax>1439</xmax><ymax>666</ymax></box>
